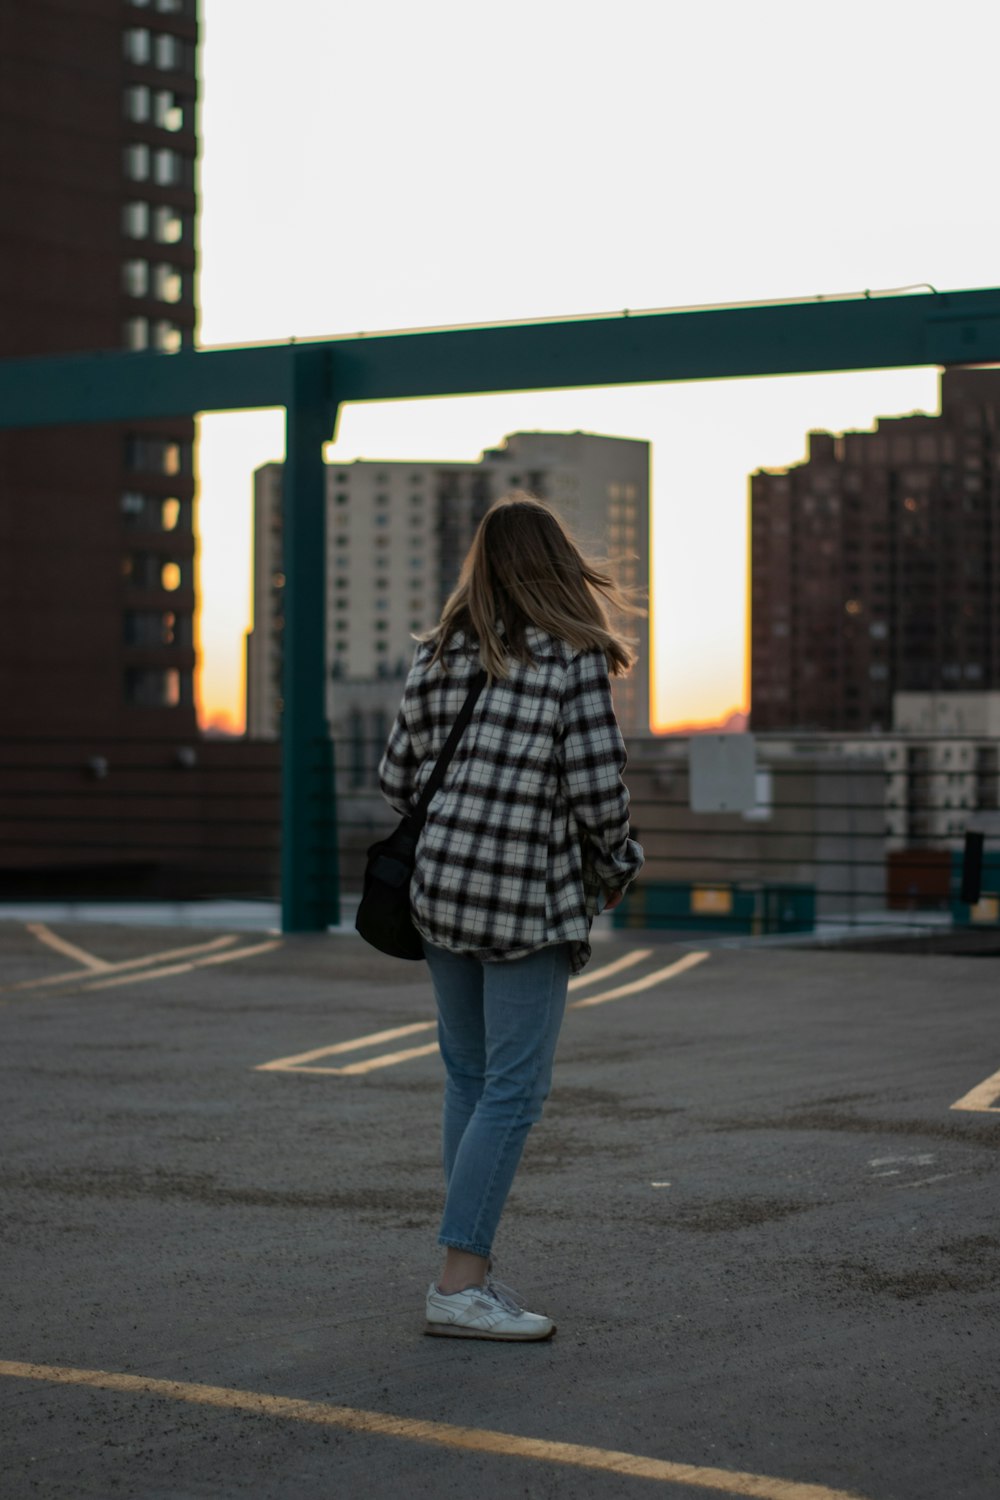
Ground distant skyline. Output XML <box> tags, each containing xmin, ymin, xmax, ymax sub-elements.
<box><xmin>193</xmin><ymin>0</ymin><xmax>1000</xmax><ymax>735</ymax></box>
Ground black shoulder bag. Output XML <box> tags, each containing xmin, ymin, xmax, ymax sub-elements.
<box><xmin>355</xmin><ymin>669</ymin><xmax>487</xmax><ymax>960</ymax></box>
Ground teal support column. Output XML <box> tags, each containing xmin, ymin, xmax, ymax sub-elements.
<box><xmin>280</xmin><ymin>347</ymin><xmax>340</xmax><ymax>932</ymax></box>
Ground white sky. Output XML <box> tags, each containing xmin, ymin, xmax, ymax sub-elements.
<box><xmin>194</xmin><ymin>0</ymin><xmax>1000</xmax><ymax>732</ymax></box>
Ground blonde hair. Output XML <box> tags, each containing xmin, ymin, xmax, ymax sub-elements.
<box><xmin>425</xmin><ymin>493</ymin><xmax>643</xmax><ymax>680</ymax></box>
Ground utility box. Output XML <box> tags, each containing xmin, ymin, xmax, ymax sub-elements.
<box><xmin>688</xmin><ymin>734</ymin><xmax>757</xmax><ymax>814</ymax></box>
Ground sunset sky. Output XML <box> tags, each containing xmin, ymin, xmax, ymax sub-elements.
<box><xmin>193</xmin><ymin>0</ymin><xmax>1000</xmax><ymax>735</ymax></box>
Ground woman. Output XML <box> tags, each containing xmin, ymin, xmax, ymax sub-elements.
<box><xmin>378</xmin><ymin>494</ymin><xmax>643</xmax><ymax>1341</ymax></box>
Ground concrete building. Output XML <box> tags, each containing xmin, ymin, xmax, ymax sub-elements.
<box><xmin>750</xmin><ymin>367</ymin><xmax>1000</xmax><ymax>733</ymax></box>
<box><xmin>246</xmin><ymin>431</ymin><xmax>651</xmax><ymax>753</ymax></box>
<box><xmin>623</xmin><ymin>692</ymin><xmax>1000</xmax><ymax>928</ymax></box>
<box><xmin>624</xmin><ymin>737</ymin><xmax>887</xmax><ymax>925</ymax></box>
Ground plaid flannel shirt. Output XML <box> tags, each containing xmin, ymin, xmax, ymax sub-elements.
<box><xmin>377</xmin><ymin>628</ymin><xmax>643</xmax><ymax>973</ymax></box>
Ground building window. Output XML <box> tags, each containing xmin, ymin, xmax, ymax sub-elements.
<box><xmin>123</xmin><ymin>28</ymin><xmax>152</xmax><ymax>65</ymax></box>
<box><xmin>124</xmin><ymin>668</ymin><xmax>186</xmax><ymax>707</ymax></box>
<box><xmin>122</xmin><ymin>259</ymin><xmax>149</xmax><ymax>297</ymax></box>
<box><xmin>161</xmin><ymin>562</ymin><xmax>182</xmax><ymax>591</ymax></box>
<box><xmin>122</xmin><ymin>201</ymin><xmax>150</xmax><ymax>238</ymax></box>
<box><xmin>153</xmin><ymin>264</ymin><xmax>182</xmax><ymax>303</ymax></box>
<box><xmin>154</xmin><ymin>33</ymin><xmax>183</xmax><ymax>70</ymax></box>
<box><xmin>154</xmin><ymin>89</ymin><xmax>187</xmax><ymax>131</ymax></box>
<box><xmin>121</xmin><ymin>492</ymin><xmax>146</xmax><ymax>522</ymax></box>
<box><xmin>123</xmin><ymin>317</ymin><xmax>149</xmax><ymax>350</ymax></box>
<box><xmin>120</xmin><ymin>492</ymin><xmax>184</xmax><ymax>530</ymax></box>
<box><xmin>152</xmin><ymin>320</ymin><xmax>183</xmax><ymax>353</ymax></box>
<box><xmin>124</xmin><ymin>85</ymin><xmax>151</xmax><ymax>122</ymax></box>
<box><xmin>124</xmin><ymin>143</ymin><xmax>150</xmax><ymax>180</ymax></box>
<box><xmin>153</xmin><ymin>206</ymin><xmax>184</xmax><ymax>244</ymax></box>
<box><xmin>153</xmin><ymin>148</ymin><xmax>182</xmax><ymax>186</ymax></box>
<box><xmin>125</xmin><ymin>435</ymin><xmax>188</xmax><ymax>474</ymax></box>
<box><xmin>124</xmin><ymin>610</ymin><xmax>189</xmax><ymax>647</ymax></box>
<box><xmin>123</xmin><ymin>553</ymin><xmax>158</xmax><ymax>588</ymax></box>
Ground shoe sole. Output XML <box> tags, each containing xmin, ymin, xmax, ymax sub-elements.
<box><xmin>424</xmin><ymin>1321</ymin><xmax>556</xmax><ymax>1342</ymax></box>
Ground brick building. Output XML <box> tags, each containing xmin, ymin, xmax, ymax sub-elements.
<box><xmin>0</xmin><ymin>0</ymin><xmax>200</xmax><ymax>737</ymax></box>
<box><xmin>750</xmin><ymin>367</ymin><xmax>1000</xmax><ymax>732</ymax></box>
<box><xmin>0</xmin><ymin>2</ymin><xmax>256</xmax><ymax>898</ymax></box>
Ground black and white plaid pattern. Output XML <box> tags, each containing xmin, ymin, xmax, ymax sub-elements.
<box><xmin>378</xmin><ymin>628</ymin><xmax>644</xmax><ymax>973</ymax></box>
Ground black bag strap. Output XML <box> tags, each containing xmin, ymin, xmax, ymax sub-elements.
<box><xmin>410</xmin><ymin>668</ymin><xmax>487</xmax><ymax>830</ymax></box>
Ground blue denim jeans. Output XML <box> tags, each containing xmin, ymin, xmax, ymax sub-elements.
<box><xmin>423</xmin><ymin>940</ymin><xmax>571</xmax><ymax>1259</ymax></box>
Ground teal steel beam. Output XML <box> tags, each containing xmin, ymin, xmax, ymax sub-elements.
<box><xmin>0</xmin><ymin>341</ymin><xmax>295</xmax><ymax>427</ymax></box>
<box><xmin>2</xmin><ymin>287</ymin><xmax>1000</xmax><ymax>430</ymax></box>
<box><xmin>320</xmin><ymin>288</ymin><xmax>1000</xmax><ymax>402</ymax></box>
<box><xmin>280</xmin><ymin>347</ymin><xmax>340</xmax><ymax>931</ymax></box>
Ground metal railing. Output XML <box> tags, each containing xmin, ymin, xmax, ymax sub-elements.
<box><xmin>1</xmin><ymin>731</ymin><xmax>998</xmax><ymax>944</ymax></box>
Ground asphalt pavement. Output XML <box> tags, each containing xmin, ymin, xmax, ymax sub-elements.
<box><xmin>0</xmin><ymin>917</ymin><xmax>997</xmax><ymax>1500</ymax></box>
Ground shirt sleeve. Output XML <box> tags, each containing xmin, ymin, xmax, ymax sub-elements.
<box><xmin>556</xmin><ymin>649</ymin><xmax>644</xmax><ymax>891</ymax></box>
<box><xmin>378</xmin><ymin>686</ymin><xmax>420</xmax><ymax>818</ymax></box>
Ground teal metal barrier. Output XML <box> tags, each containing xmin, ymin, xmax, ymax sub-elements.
<box><xmin>951</xmin><ymin>849</ymin><xmax>1000</xmax><ymax>928</ymax></box>
<box><xmin>613</xmin><ymin>881</ymin><xmax>816</xmax><ymax>936</ymax></box>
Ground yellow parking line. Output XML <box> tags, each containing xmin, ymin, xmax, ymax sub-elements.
<box><xmin>5</xmin><ymin>935</ymin><xmax>239</xmax><ymax>993</ymax></box>
<box><xmin>568</xmin><ymin>948</ymin><xmax>653</xmax><ymax>991</ymax></box>
<box><xmin>569</xmin><ymin>951</ymin><xmax>709</xmax><ymax>1009</ymax></box>
<box><xmin>80</xmin><ymin>939</ymin><xmax>283</xmax><ymax>991</ymax></box>
<box><xmin>0</xmin><ymin>1360</ymin><xmax>870</xmax><ymax>1500</ymax></box>
<box><xmin>950</xmin><ymin>1066</ymin><xmax>1000</xmax><ymax>1113</ymax></box>
<box><xmin>328</xmin><ymin>1041</ymin><xmax>440</xmax><ymax>1076</ymax></box>
<box><xmin>258</xmin><ymin>948</ymin><xmax>707</xmax><ymax>1079</ymax></box>
<box><xmin>24</xmin><ymin>922</ymin><xmax>110</xmax><ymax>972</ymax></box>
<box><xmin>256</xmin><ymin>1020</ymin><xmax>437</xmax><ymax>1073</ymax></box>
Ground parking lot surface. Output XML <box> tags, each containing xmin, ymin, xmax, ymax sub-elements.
<box><xmin>1</xmin><ymin>918</ymin><xmax>998</xmax><ymax>1499</ymax></box>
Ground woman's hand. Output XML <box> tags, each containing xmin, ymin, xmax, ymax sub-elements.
<box><xmin>602</xmin><ymin>889</ymin><xmax>625</xmax><ymax>911</ymax></box>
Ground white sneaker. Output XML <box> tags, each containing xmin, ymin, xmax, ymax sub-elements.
<box><xmin>425</xmin><ymin>1279</ymin><xmax>556</xmax><ymax>1341</ymax></box>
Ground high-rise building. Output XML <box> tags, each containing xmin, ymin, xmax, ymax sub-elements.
<box><xmin>246</xmin><ymin>431</ymin><xmax>651</xmax><ymax>750</ymax></box>
<box><xmin>0</xmin><ymin>0</ymin><xmax>200</xmax><ymax>736</ymax></box>
<box><xmin>750</xmin><ymin>367</ymin><xmax>1000</xmax><ymax>732</ymax></box>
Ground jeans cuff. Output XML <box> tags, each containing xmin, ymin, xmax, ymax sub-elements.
<box><xmin>438</xmin><ymin>1235</ymin><xmax>492</xmax><ymax>1258</ymax></box>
